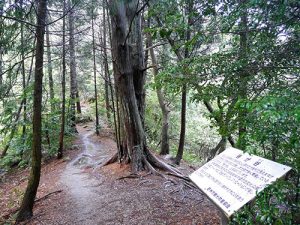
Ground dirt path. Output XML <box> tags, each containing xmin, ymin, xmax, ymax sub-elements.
<box><xmin>1</xmin><ymin>123</ymin><xmax>221</xmax><ymax>225</ymax></box>
<box><xmin>60</xmin><ymin>127</ymin><xmax>109</xmax><ymax>224</ymax></box>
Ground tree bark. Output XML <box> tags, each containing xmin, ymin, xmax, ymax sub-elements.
<box><xmin>175</xmin><ymin>84</ymin><xmax>187</xmax><ymax>165</ymax></box>
<box><xmin>58</xmin><ymin>0</ymin><xmax>67</xmax><ymax>159</ymax></box>
<box><xmin>102</xmin><ymin>4</ymin><xmax>111</xmax><ymax>121</ymax></box>
<box><xmin>110</xmin><ymin>0</ymin><xmax>145</xmax><ymax>172</ymax></box>
<box><xmin>68</xmin><ymin>0</ymin><xmax>80</xmax><ymax>132</ymax></box>
<box><xmin>92</xmin><ymin>11</ymin><xmax>100</xmax><ymax>135</ymax></box>
<box><xmin>16</xmin><ymin>0</ymin><xmax>47</xmax><ymax>221</ymax></box>
<box><xmin>175</xmin><ymin>0</ymin><xmax>193</xmax><ymax>165</ymax></box>
<box><xmin>46</xmin><ymin>13</ymin><xmax>55</xmax><ymax>113</ymax></box>
<box><xmin>109</xmin><ymin>0</ymin><xmax>182</xmax><ymax>176</ymax></box>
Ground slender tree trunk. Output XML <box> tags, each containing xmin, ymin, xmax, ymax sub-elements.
<box><xmin>46</xmin><ymin>14</ymin><xmax>55</xmax><ymax>113</ymax></box>
<box><xmin>155</xmin><ymin>2</ymin><xmax>192</xmax><ymax>165</ymax></box>
<box><xmin>16</xmin><ymin>0</ymin><xmax>47</xmax><ymax>221</ymax></box>
<box><xmin>102</xmin><ymin>3</ymin><xmax>111</xmax><ymax>121</ymax></box>
<box><xmin>1</xmin><ymin>99</ymin><xmax>25</xmax><ymax>158</ymax></box>
<box><xmin>20</xmin><ymin>0</ymin><xmax>27</xmax><ymax>144</ymax></box>
<box><xmin>0</xmin><ymin>1</ymin><xmax>4</xmax><ymax>87</ymax></box>
<box><xmin>237</xmin><ymin>0</ymin><xmax>248</xmax><ymax>150</ymax></box>
<box><xmin>68</xmin><ymin>0</ymin><xmax>80</xmax><ymax>132</ymax></box>
<box><xmin>207</xmin><ymin>136</ymin><xmax>226</xmax><ymax>161</ymax></box>
<box><xmin>147</xmin><ymin>34</ymin><xmax>170</xmax><ymax>155</ymax></box>
<box><xmin>0</xmin><ymin>48</ymin><xmax>2</xmax><ymax>87</ymax></box>
<box><xmin>175</xmin><ymin>0</ymin><xmax>193</xmax><ymax>165</ymax></box>
<box><xmin>92</xmin><ymin>12</ymin><xmax>100</xmax><ymax>135</ymax></box>
<box><xmin>76</xmin><ymin>91</ymin><xmax>81</xmax><ymax>113</ymax></box>
<box><xmin>175</xmin><ymin>84</ymin><xmax>187</xmax><ymax>165</ymax></box>
<box><xmin>58</xmin><ymin>0</ymin><xmax>67</xmax><ymax>159</ymax></box>
<box><xmin>104</xmin><ymin>3</ymin><xmax>120</xmax><ymax>151</ymax></box>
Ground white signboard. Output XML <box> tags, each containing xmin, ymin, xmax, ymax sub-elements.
<box><xmin>190</xmin><ymin>147</ymin><xmax>292</xmax><ymax>217</ymax></box>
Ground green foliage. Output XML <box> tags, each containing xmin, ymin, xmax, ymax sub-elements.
<box><xmin>145</xmin><ymin>82</ymin><xmax>219</xmax><ymax>161</ymax></box>
<box><xmin>247</xmin><ymin>90</ymin><xmax>300</xmax><ymax>171</ymax></box>
<box><xmin>144</xmin><ymin>89</ymin><xmax>163</xmax><ymax>146</ymax></box>
<box><xmin>228</xmin><ymin>89</ymin><xmax>300</xmax><ymax>224</ymax></box>
<box><xmin>231</xmin><ymin>180</ymin><xmax>298</xmax><ymax>225</ymax></box>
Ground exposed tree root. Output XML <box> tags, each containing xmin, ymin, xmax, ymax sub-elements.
<box><xmin>166</xmin><ymin>172</ymin><xmax>190</xmax><ymax>182</ymax></box>
<box><xmin>144</xmin><ymin>148</ymin><xmax>183</xmax><ymax>177</ymax></box>
<box><xmin>103</xmin><ymin>147</ymin><xmax>188</xmax><ymax>180</ymax></box>
<box><xmin>116</xmin><ymin>173</ymin><xmax>139</xmax><ymax>180</ymax></box>
<box><xmin>103</xmin><ymin>148</ymin><xmax>191</xmax><ymax>184</ymax></box>
<box><xmin>142</xmin><ymin>156</ymin><xmax>167</xmax><ymax>179</ymax></box>
<box><xmin>35</xmin><ymin>190</ymin><xmax>63</xmax><ymax>203</ymax></box>
<box><xmin>102</xmin><ymin>152</ymin><xmax>118</xmax><ymax>166</ymax></box>
<box><xmin>141</xmin><ymin>172</ymin><xmax>152</xmax><ymax>178</ymax></box>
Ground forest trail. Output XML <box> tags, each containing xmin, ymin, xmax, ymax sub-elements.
<box><xmin>59</xmin><ymin>125</ymin><xmax>111</xmax><ymax>224</ymax></box>
<box><xmin>1</xmin><ymin>122</ymin><xmax>220</xmax><ymax>225</ymax></box>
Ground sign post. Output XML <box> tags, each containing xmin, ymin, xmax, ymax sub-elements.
<box><xmin>189</xmin><ymin>147</ymin><xmax>292</xmax><ymax>223</ymax></box>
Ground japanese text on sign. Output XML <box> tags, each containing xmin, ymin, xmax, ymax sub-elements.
<box><xmin>189</xmin><ymin>147</ymin><xmax>291</xmax><ymax>217</ymax></box>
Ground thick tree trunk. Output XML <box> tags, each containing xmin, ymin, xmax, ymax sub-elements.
<box><xmin>147</xmin><ymin>35</ymin><xmax>170</xmax><ymax>155</ymax></box>
<box><xmin>110</xmin><ymin>0</ymin><xmax>145</xmax><ymax>172</ymax></box>
<box><xmin>58</xmin><ymin>0</ymin><xmax>67</xmax><ymax>159</ymax></box>
<box><xmin>131</xmin><ymin>10</ymin><xmax>146</xmax><ymax>125</ymax></box>
<box><xmin>46</xmin><ymin>14</ymin><xmax>55</xmax><ymax>113</ymax></box>
<box><xmin>109</xmin><ymin>0</ymin><xmax>181</xmax><ymax>176</ymax></box>
<box><xmin>92</xmin><ymin>12</ymin><xmax>100</xmax><ymax>135</ymax></box>
<box><xmin>16</xmin><ymin>0</ymin><xmax>47</xmax><ymax>221</ymax></box>
<box><xmin>68</xmin><ymin>0</ymin><xmax>80</xmax><ymax>132</ymax></box>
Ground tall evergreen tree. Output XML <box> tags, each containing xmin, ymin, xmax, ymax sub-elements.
<box><xmin>16</xmin><ymin>0</ymin><xmax>47</xmax><ymax>221</ymax></box>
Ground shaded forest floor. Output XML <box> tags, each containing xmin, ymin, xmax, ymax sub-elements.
<box><xmin>1</xmin><ymin>121</ymin><xmax>221</xmax><ymax>225</ymax></box>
